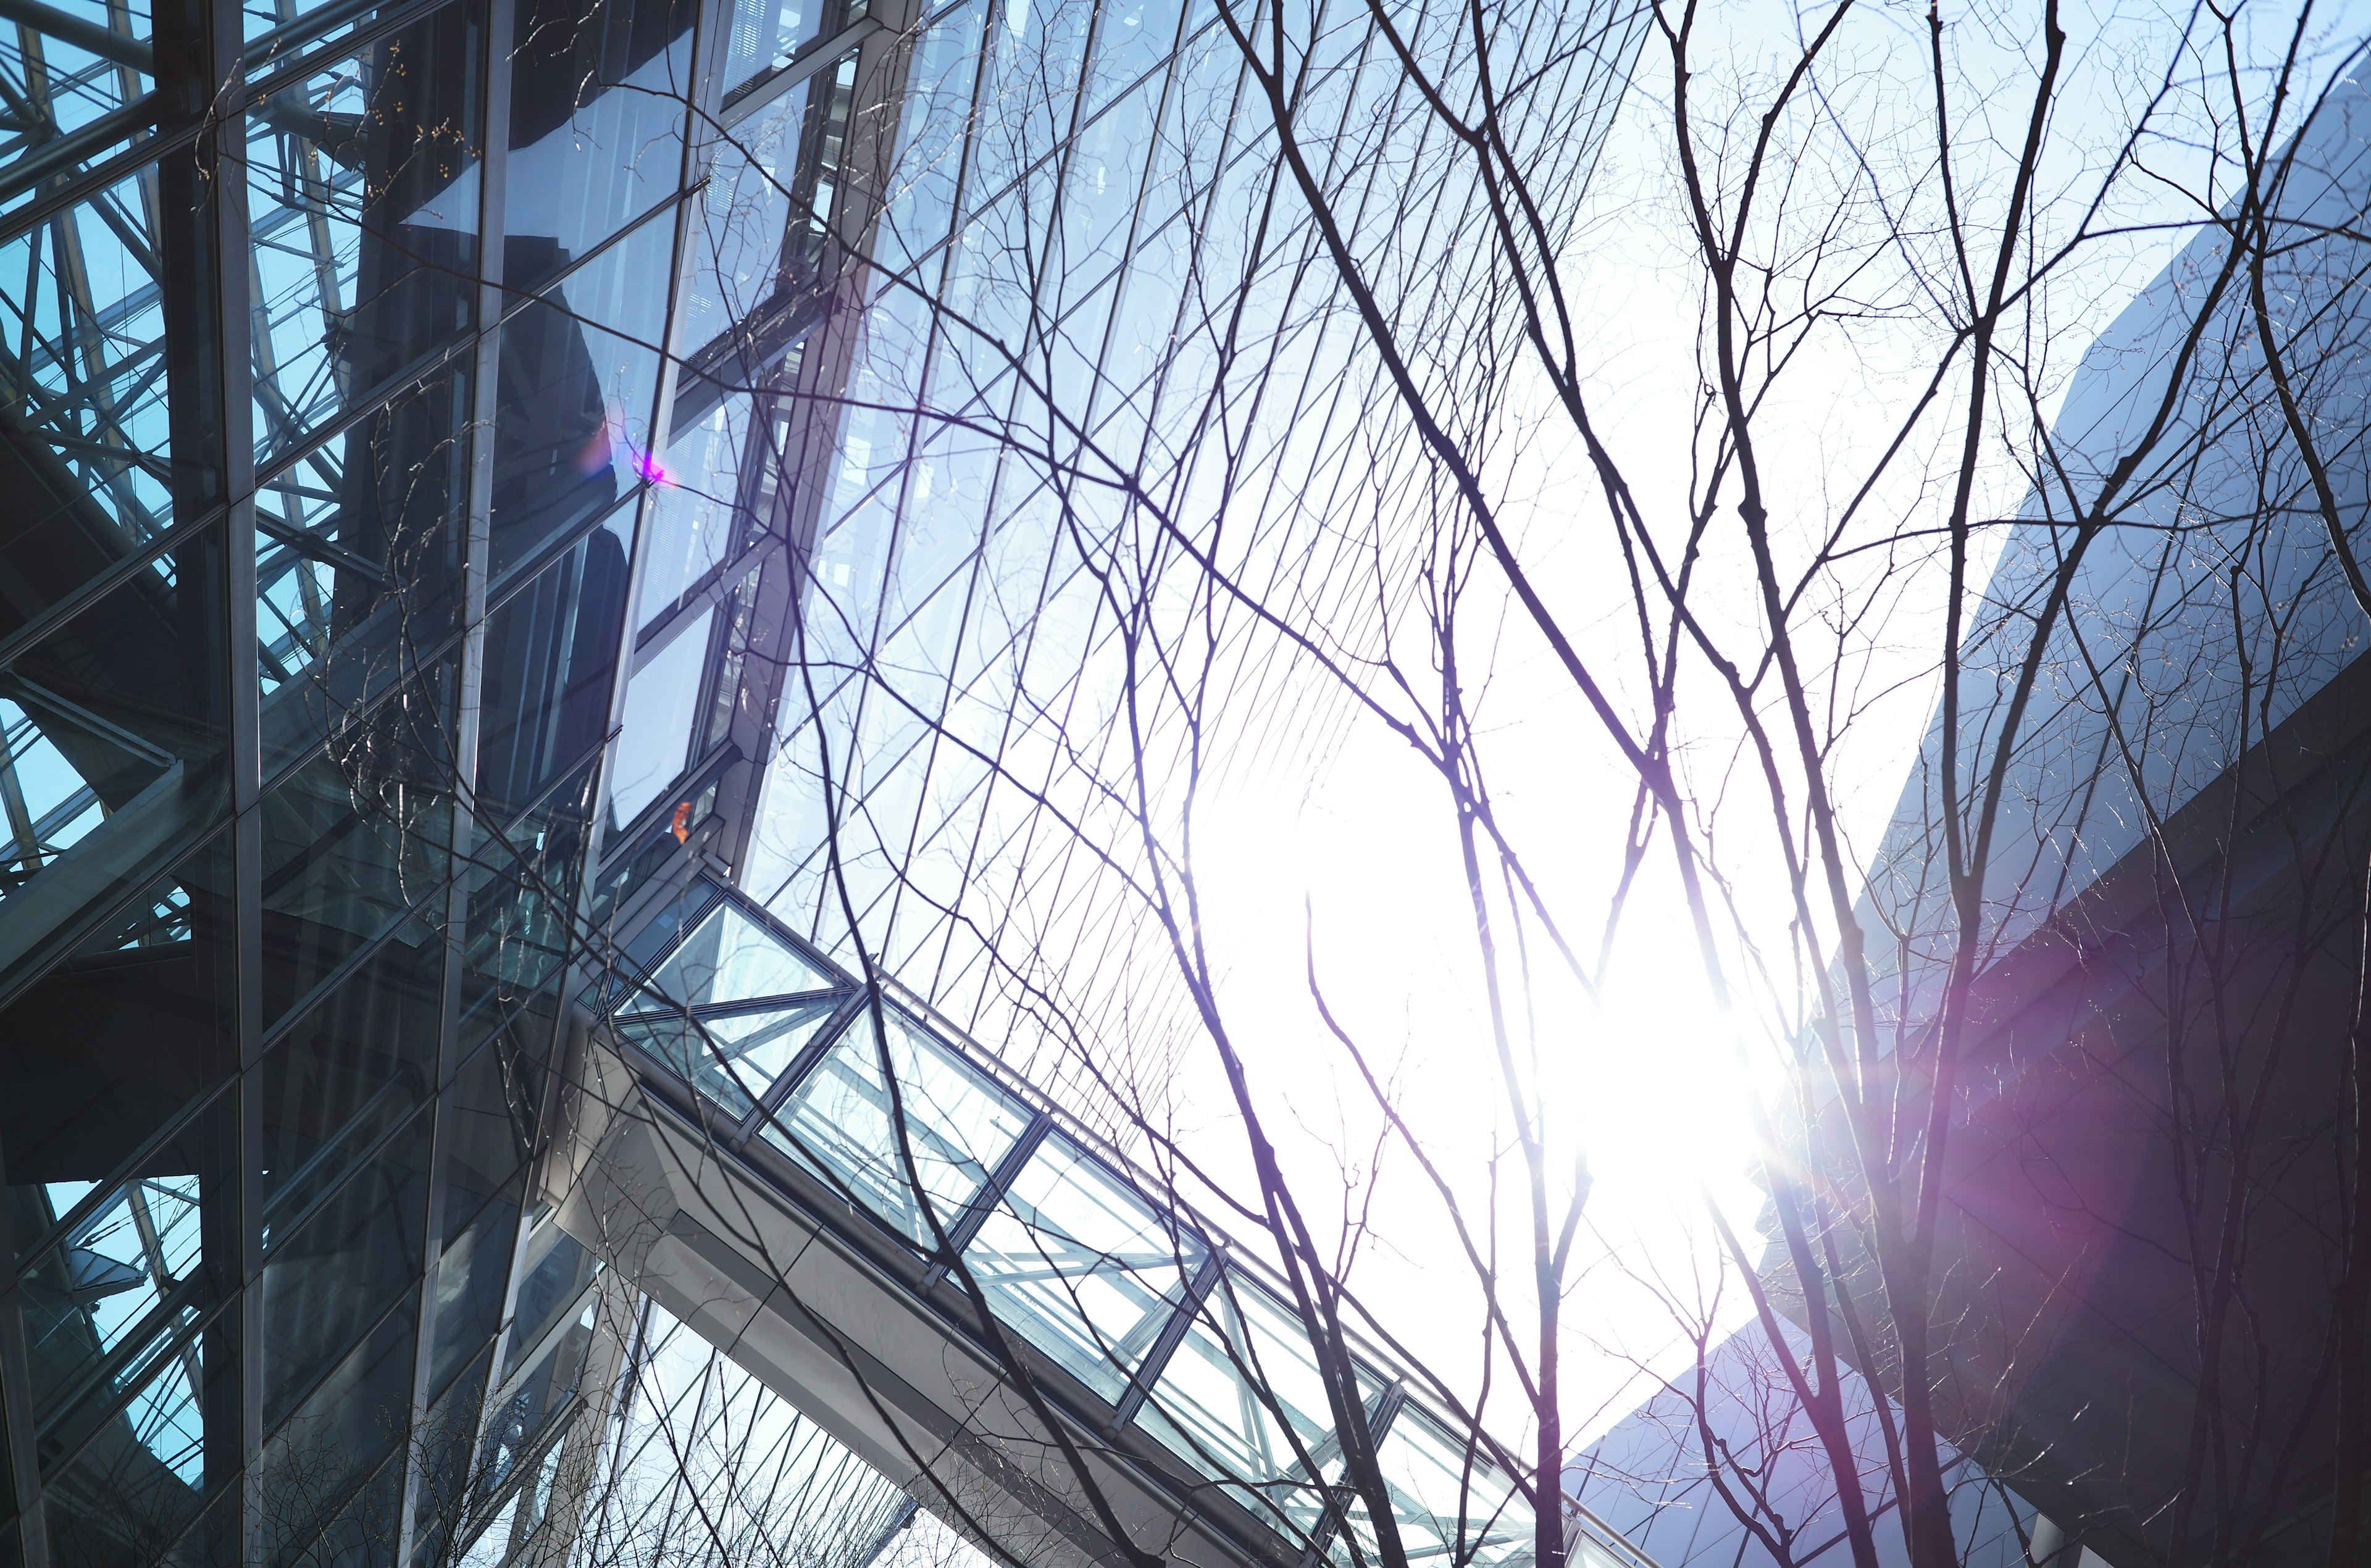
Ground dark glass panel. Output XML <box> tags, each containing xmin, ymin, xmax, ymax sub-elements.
<box><xmin>0</xmin><ymin>532</ymin><xmax>231</xmax><ymax>1004</ymax></box>
<box><xmin>478</xmin><ymin>517</ymin><xmax>630</xmax><ymax>827</ymax></box>
<box><xmin>427</xmin><ymin>1178</ymin><xmax>521</xmax><ymax>1398</ymax></box>
<box><xmin>583</xmin><ymin>766</ymin><xmax>728</xmax><ymax>948</ymax></box>
<box><xmin>259</xmin><ymin>1106</ymin><xmax>430</xmax><ymax>1429</ymax></box>
<box><xmin>255</xmin><ymin>369</ymin><xmax>472</xmax><ymax>776</ymax></box>
<box><xmin>440</xmin><ymin>1009</ymin><xmax>551</xmax><ymax>1223</ymax></box>
<box><xmin>437</xmin><ymin>1038</ymin><xmax>538</xmax><ymax>1256</ymax></box>
<box><xmin>257</xmin><ymin>933</ymin><xmax>444</xmax><ymax>1245</ymax></box>
<box><xmin>500</xmin><ymin>1223</ymin><xmax>597</xmax><ymax>1383</ymax></box>
<box><xmin>261</xmin><ymin>1442</ymin><xmax>403</xmax><ymax>1568</ymax></box>
<box><xmin>598</xmin><ymin>874</ymin><xmax>720</xmax><ymax>998</ymax></box>
<box><xmin>458</xmin><ymin>782</ymin><xmax>594</xmax><ymax>1039</ymax></box>
<box><xmin>259</xmin><ymin>688</ymin><xmax>455</xmax><ymax>1027</ymax></box>
<box><xmin>244</xmin><ymin>10</ymin><xmax>483</xmax><ymax>469</ymax></box>
<box><xmin>1</xmin><ymin>832</ymin><xmax>233</xmax><ymax>1230</ymax></box>
<box><xmin>500</xmin><ymin>0</ymin><xmax>694</xmax><ymax>293</ymax></box>
<box><xmin>38</xmin><ymin>1324</ymin><xmax>212</xmax><ymax>1568</ymax></box>
<box><xmin>256</xmin><ymin>1291</ymin><xmax>417</xmax><ymax>1568</ymax></box>
<box><xmin>489</xmin><ymin>211</ymin><xmax>675</xmax><ymax>581</ymax></box>
<box><xmin>407</xmin><ymin>1345</ymin><xmax>493</xmax><ymax>1564</ymax></box>
<box><xmin>479</xmin><ymin>1295</ymin><xmax>595</xmax><ymax>1504</ymax></box>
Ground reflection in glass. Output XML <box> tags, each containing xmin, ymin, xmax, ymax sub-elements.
<box><xmin>257</xmin><ymin>1292</ymin><xmax>419</xmax><ymax>1568</ymax></box>
<box><xmin>642</xmin><ymin>898</ymin><xmax>837</xmax><ymax>1006</ymax></box>
<box><xmin>255</xmin><ymin>370</ymin><xmax>472</xmax><ymax>769</ymax></box>
<box><xmin>719</xmin><ymin>0</ymin><xmax>838</xmax><ymax>96</ymax></box>
<box><xmin>964</xmin><ymin>1132</ymin><xmax>1204</xmax><ymax>1402</ymax></box>
<box><xmin>504</xmin><ymin>1221</ymin><xmax>601</xmax><ymax>1382</ymax></box>
<box><xmin>608</xmin><ymin>606</ymin><xmax>714</xmax><ymax>832</ymax></box>
<box><xmin>874</xmin><ymin>0</ymin><xmax>985</xmax><ymax>276</ymax></box>
<box><xmin>617</xmin><ymin>998</ymin><xmax>839</xmax><ymax>1116</ymax></box>
<box><xmin>1</xmin><ymin>832</ymin><xmax>234</xmax><ymax>1243</ymax></box>
<box><xmin>258</xmin><ymin>694</ymin><xmax>454</xmax><ymax>1024</ymax></box>
<box><xmin>500</xmin><ymin>0</ymin><xmax>696</xmax><ymax>293</ymax></box>
<box><xmin>677</xmin><ymin>79</ymin><xmax>813</xmax><ymax>359</ymax></box>
<box><xmin>19</xmin><ymin>1174</ymin><xmax>206</xmax><ymax>1451</ymax></box>
<box><xmin>760</xmin><ymin>1003</ymin><xmax>1031</xmax><ymax>1246</ymax></box>
<box><xmin>479</xmin><ymin>520</ymin><xmax>632</xmax><ymax>833</ymax></box>
<box><xmin>481</xmin><ymin>1296</ymin><xmax>596</xmax><ymax>1504</ymax></box>
<box><xmin>491</xmin><ymin>208</ymin><xmax>677</xmax><ymax>579</ymax></box>
<box><xmin>244</xmin><ymin>11</ymin><xmax>482</xmax><ymax>469</ymax></box>
<box><xmin>638</xmin><ymin>387</ymin><xmax>768</xmax><ymax>628</ymax></box>
<box><xmin>429</xmin><ymin>1188</ymin><xmax>518</xmax><ymax>1399</ymax></box>
<box><xmin>40</xmin><ymin>1327</ymin><xmax>212</xmax><ymax>1568</ymax></box>
<box><xmin>259</xmin><ymin>1102</ymin><xmax>430</xmax><ymax>1427</ymax></box>
<box><xmin>258</xmin><ymin>932</ymin><xmax>444</xmax><ymax>1235</ymax></box>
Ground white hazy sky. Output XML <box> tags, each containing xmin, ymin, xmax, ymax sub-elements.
<box><xmin>1162</xmin><ymin>0</ymin><xmax>2371</xmax><ymax>1455</ymax></box>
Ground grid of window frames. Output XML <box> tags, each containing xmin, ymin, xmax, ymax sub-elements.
<box><xmin>730</xmin><ymin>0</ymin><xmax>1647</xmax><ymax>1027</ymax></box>
<box><xmin>600</xmin><ymin>874</ymin><xmax>1657</xmax><ymax>1568</ymax></box>
<box><xmin>0</xmin><ymin>0</ymin><xmax>906</xmax><ymax>1552</ymax></box>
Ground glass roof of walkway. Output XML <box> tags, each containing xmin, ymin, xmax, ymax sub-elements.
<box><xmin>602</xmin><ymin>875</ymin><xmax>1649</xmax><ymax>1568</ymax></box>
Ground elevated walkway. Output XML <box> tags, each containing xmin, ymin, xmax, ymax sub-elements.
<box><xmin>548</xmin><ymin>875</ymin><xmax>1650</xmax><ymax>1568</ymax></box>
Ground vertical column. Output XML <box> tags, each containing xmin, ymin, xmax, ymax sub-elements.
<box><xmin>398</xmin><ymin>0</ymin><xmax>514</xmax><ymax>1556</ymax></box>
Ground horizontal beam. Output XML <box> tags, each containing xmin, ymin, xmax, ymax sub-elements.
<box><xmin>0</xmin><ymin>0</ymin><xmax>153</xmax><ymax>74</ymax></box>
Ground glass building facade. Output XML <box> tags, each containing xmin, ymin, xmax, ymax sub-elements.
<box><xmin>0</xmin><ymin>0</ymin><xmax>1641</xmax><ymax>1553</ymax></box>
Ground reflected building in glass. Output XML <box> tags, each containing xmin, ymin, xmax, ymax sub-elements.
<box><xmin>0</xmin><ymin>0</ymin><xmax>1644</xmax><ymax>1555</ymax></box>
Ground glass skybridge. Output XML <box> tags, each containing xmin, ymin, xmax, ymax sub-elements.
<box><xmin>591</xmin><ymin>875</ymin><xmax>1646</xmax><ymax>1568</ymax></box>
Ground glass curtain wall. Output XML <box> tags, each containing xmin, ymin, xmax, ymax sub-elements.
<box><xmin>0</xmin><ymin>0</ymin><xmax>895</xmax><ymax>1546</ymax></box>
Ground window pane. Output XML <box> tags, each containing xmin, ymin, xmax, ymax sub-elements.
<box><xmin>678</xmin><ymin>78</ymin><xmax>812</xmax><ymax>360</ymax></box>
<box><xmin>254</xmin><ymin>370</ymin><xmax>471</xmax><ymax>767</ymax></box>
<box><xmin>637</xmin><ymin>898</ymin><xmax>835</xmax><ymax>1007</ymax></box>
<box><xmin>258</xmin><ymin>707</ymin><xmax>454</xmax><ymax>1025</ymax></box>
<box><xmin>40</xmin><ymin>1326</ymin><xmax>211</xmax><ymax>1567</ymax></box>
<box><xmin>963</xmin><ymin>1132</ymin><xmax>1203</xmax><ymax>1402</ymax></box>
<box><xmin>429</xmin><ymin>1181</ymin><xmax>521</xmax><ymax>1399</ymax></box>
<box><xmin>490</xmin><ymin>209</ymin><xmax>676</xmax><ymax>575</ymax></box>
<box><xmin>759</xmin><ymin>1004</ymin><xmax>1029</xmax><ymax>1246</ymax></box>
<box><xmin>501</xmin><ymin>0</ymin><xmax>695</xmax><ymax>292</ymax></box>
<box><xmin>1135</xmin><ymin>1275</ymin><xmax>1355</xmax><ymax>1534</ymax></box>
<box><xmin>502</xmin><ymin>1221</ymin><xmax>600</xmax><ymax>1382</ymax></box>
<box><xmin>258</xmin><ymin>933</ymin><xmax>443</xmax><ymax>1235</ymax></box>
<box><xmin>2</xmin><ymin>832</ymin><xmax>234</xmax><ymax>1243</ymax></box>
<box><xmin>481</xmin><ymin>1296</ymin><xmax>596</xmax><ymax>1504</ymax></box>
<box><xmin>617</xmin><ymin>998</ymin><xmax>838</xmax><ymax>1116</ymax></box>
<box><xmin>259</xmin><ymin>1103</ymin><xmax>430</xmax><ymax>1427</ymax></box>
<box><xmin>717</xmin><ymin>0</ymin><xmax>835</xmax><ymax>95</ymax></box>
<box><xmin>1342</xmin><ymin>1406</ymin><xmax>1537</xmax><ymax>1568</ymax></box>
<box><xmin>608</xmin><ymin>607</ymin><xmax>714</xmax><ymax>832</ymax></box>
<box><xmin>18</xmin><ymin>1173</ymin><xmax>207</xmax><ymax>1444</ymax></box>
<box><xmin>873</xmin><ymin>0</ymin><xmax>985</xmax><ymax>276</ymax></box>
<box><xmin>244</xmin><ymin>11</ymin><xmax>482</xmax><ymax>469</ymax></box>
<box><xmin>0</xmin><ymin>532</ymin><xmax>232</xmax><ymax>1002</ymax></box>
<box><xmin>257</xmin><ymin>1291</ymin><xmax>419</xmax><ymax>1568</ymax></box>
<box><xmin>0</xmin><ymin>167</ymin><xmax>176</xmax><ymax>587</ymax></box>
<box><xmin>639</xmin><ymin>391</ymin><xmax>762</xmax><ymax>628</ymax></box>
<box><xmin>480</xmin><ymin>517</ymin><xmax>632</xmax><ymax>823</ymax></box>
